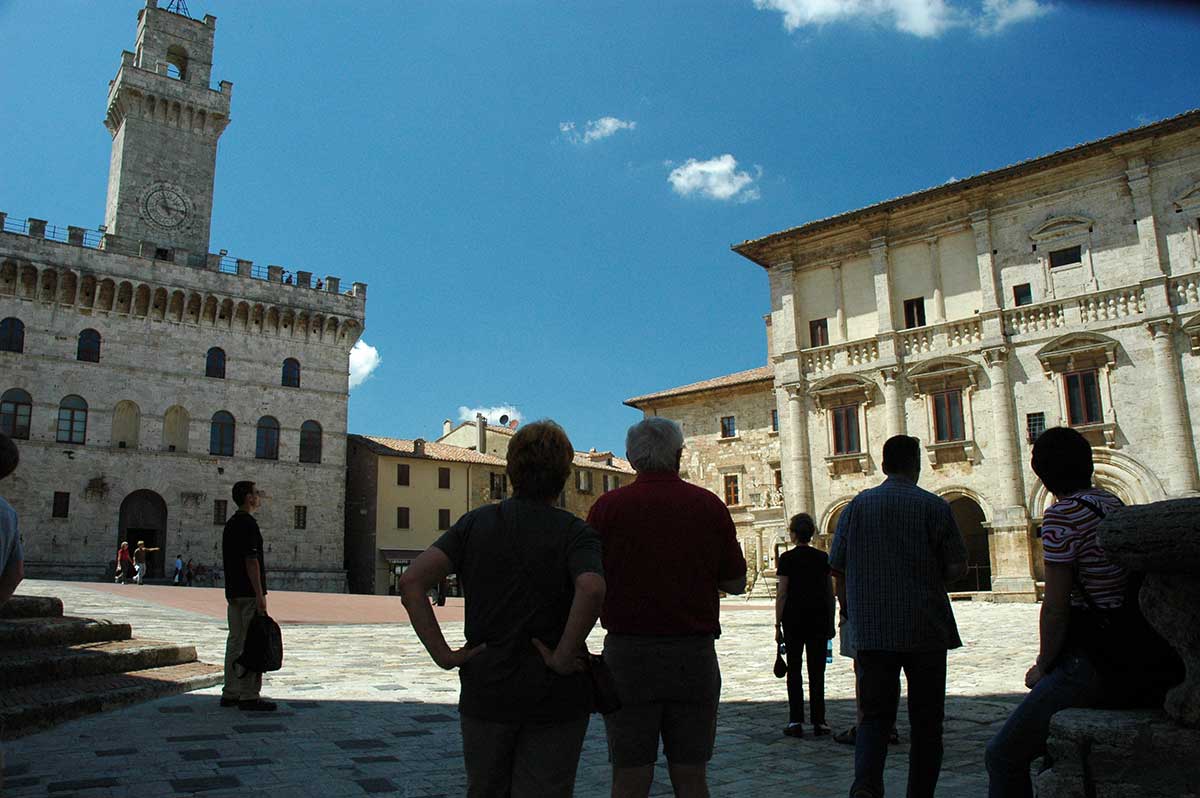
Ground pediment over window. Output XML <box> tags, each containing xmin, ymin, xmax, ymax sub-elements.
<box><xmin>809</xmin><ymin>374</ymin><xmax>876</xmax><ymax>409</ymax></box>
<box><xmin>1174</xmin><ymin>181</ymin><xmax>1200</xmax><ymax>212</ymax></box>
<box><xmin>1036</xmin><ymin>332</ymin><xmax>1118</xmax><ymax>376</ymax></box>
<box><xmin>1184</xmin><ymin>312</ymin><xmax>1200</xmax><ymax>355</ymax></box>
<box><xmin>905</xmin><ymin>356</ymin><xmax>980</xmax><ymax>396</ymax></box>
<box><xmin>1030</xmin><ymin>215</ymin><xmax>1094</xmax><ymax>243</ymax></box>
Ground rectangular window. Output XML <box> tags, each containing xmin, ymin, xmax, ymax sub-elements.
<box><xmin>438</xmin><ymin>467</ymin><xmax>451</xmax><ymax>489</ymax></box>
<box><xmin>438</xmin><ymin>508</ymin><xmax>451</xmax><ymax>530</ymax></box>
<box><xmin>831</xmin><ymin>404</ymin><xmax>861</xmax><ymax>455</ymax></box>
<box><xmin>1026</xmin><ymin>412</ymin><xmax>1046</xmax><ymax>444</ymax></box>
<box><xmin>576</xmin><ymin>470</ymin><xmax>593</xmax><ymax>493</ymax></box>
<box><xmin>397</xmin><ymin>506</ymin><xmax>410</xmax><ymax>529</ymax></box>
<box><xmin>396</xmin><ymin>463</ymin><xmax>410</xmax><ymax>486</ymax></box>
<box><xmin>1049</xmin><ymin>245</ymin><xmax>1082</xmax><ymax>269</ymax></box>
<box><xmin>294</xmin><ymin>505</ymin><xmax>307</xmax><ymax>530</ymax></box>
<box><xmin>771</xmin><ymin>408</ymin><xmax>779</xmax><ymax>433</ymax></box>
<box><xmin>774</xmin><ymin>469</ymin><xmax>783</xmax><ymax>491</ymax></box>
<box><xmin>602</xmin><ymin>473</ymin><xmax>621</xmax><ymax>492</ymax></box>
<box><xmin>932</xmin><ymin>390</ymin><xmax>966</xmax><ymax>443</ymax></box>
<box><xmin>1013</xmin><ymin>283</ymin><xmax>1033</xmax><ymax>307</ymax></box>
<box><xmin>723</xmin><ymin>474</ymin><xmax>740</xmax><ymax>506</ymax></box>
<box><xmin>720</xmin><ymin>416</ymin><xmax>737</xmax><ymax>438</ymax></box>
<box><xmin>1064</xmin><ymin>370</ymin><xmax>1102</xmax><ymax>426</ymax></box>
<box><xmin>489</xmin><ymin>472</ymin><xmax>507</xmax><ymax>500</ymax></box>
<box><xmin>809</xmin><ymin>318</ymin><xmax>829</xmax><ymax>348</ymax></box>
<box><xmin>903</xmin><ymin>297</ymin><xmax>927</xmax><ymax>329</ymax></box>
<box><xmin>52</xmin><ymin>491</ymin><xmax>69</xmax><ymax>518</ymax></box>
<box><xmin>213</xmin><ymin>499</ymin><xmax>227</xmax><ymax>525</ymax></box>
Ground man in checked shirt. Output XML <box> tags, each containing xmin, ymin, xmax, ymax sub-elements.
<box><xmin>830</xmin><ymin>435</ymin><xmax>968</xmax><ymax>798</ymax></box>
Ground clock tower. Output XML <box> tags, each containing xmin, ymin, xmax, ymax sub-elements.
<box><xmin>103</xmin><ymin>0</ymin><xmax>231</xmax><ymax>259</ymax></box>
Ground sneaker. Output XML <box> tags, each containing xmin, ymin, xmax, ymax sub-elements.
<box><xmin>783</xmin><ymin>723</ymin><xmax>805</xmax><ymax>738</ymax></box>
<box><xmin>813</xmin><ymin>723</ymin><xmax>832</xmax><ymax>736</ymax></box>
<box><xmin>833</xmin><ymin>726</ymin><xmax>856</xmax><ymax>745</ymax></box>
<box><xmin>219</xmin><ymin>697</ymin><xmax>239</xmax><ymax>708</ymax></box>
<box><xmin>238</xmin><ymin>698</ymin><xmax>278</xmax><ymax>712</ymax></box>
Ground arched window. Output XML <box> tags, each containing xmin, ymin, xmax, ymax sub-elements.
<box><xmin>0</xmin><ymin>318</ymin><xmax>24</xmax><ymax>353</ymax></box>
<box><xmin>163</xmin><ymin>405</ymin><xmax>189</xmax><ymax>452</ymax></box>
<box><xmin>210</xmin><ymin>411</ymin><xmax>235</xmax><ymax>456</ymax></box>
<box><xmin>57</xmin><ymin>395</ymin><xmax>88</xmax><ymax>444</ymax></box>
<box><xmin>165</xmin><ymin>45</ymin><xmax>188</xmax><ymax>81</ymax></box>
<box><xmin>282</xmin><ymin>358</ymin><xmax>301</xmax><ymax>388</ymax></box>
<box><xmin>206</xmin><ymin>347</ymin><xmax>226</xmax><ymax>379</ymax></box>
<box><xmin>0</xmin><ymin>388</ymin><xmax>32</xmax><ymax>440</ymax></box>
<box><xmin>299</xmin><ymin>420</ymin><xmax>322</xmax><ymax>464</ymax></box>
<box><xmin>256</xmin><ymin>416</ymin><xmax>280</xmax><ymax>460</ymax></box>
<box><xmin>111</xmin><ymin>400</ymin><xmax>141</xmax><ymax>449</ymax></box>
<box><xmin>77</xmin><ymin>329</ymin><xmax>101</xmax><ymax>362</ymax></box>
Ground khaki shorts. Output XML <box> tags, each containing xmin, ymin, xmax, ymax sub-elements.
<box><xmin>602</xmin><ymin>633</ymin><xmax>721</xmax><ymax>767</ymax></box>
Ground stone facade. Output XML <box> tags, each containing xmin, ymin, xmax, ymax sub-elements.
<box><xmin>345</xmin><ymin>418</ymin><xmax>635</xmax><ymax>595</ymax></box>
<box><xmin>0</xmin><ymin>1</ymin><xmax>366</xmax><ymax>592</ymax></box>
<box><xmin>730</xmin><ymin>110</ymin><xmax>1200</xmax><ymax>599</ymax></box>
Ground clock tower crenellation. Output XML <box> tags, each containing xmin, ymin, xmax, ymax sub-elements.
<box><xmin>103</xmin><ymin>0</ymin><xmax>231</xmax><ymax>260</ymax></box>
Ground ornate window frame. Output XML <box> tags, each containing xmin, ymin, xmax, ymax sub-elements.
<box><xmin>1182</xmin><ymin>312</ymin><xmax>1200</xmax><ymax>356</ymax></box>
<box><xmin>1173</xmin><ymin>181</ymin><xmax>1200</xmax><ymax>268</ymax></box>
<box><xmin>1035</xmin><ymin>332</ymin><xmax>1120</xmax><ymax>447</ymax></box>
<box><xmin>810</xmin><ymin>374</ymin><xmax>875</xmax><ymax>477</ymax></box>
<box><xmin>905</xmin><ymin>357</ymin><xmax>981</xmax><ymax>467</ymax></box>
<box><xmin>1030</xmin><ymin>215</ymin><xmax>1097</xmax><ymax>297</ymax></box>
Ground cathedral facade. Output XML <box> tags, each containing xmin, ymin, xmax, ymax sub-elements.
<box><xmin>0</xmin><ymin>1</ymin><xmax>366</xmax><ymax>591</ymax></box>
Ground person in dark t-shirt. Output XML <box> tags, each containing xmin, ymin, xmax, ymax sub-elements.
<box><xmin>774</xmin><ymin>513</ymin><xmax>835</xmax><ymax>738</ymax></box>
<box><xmin>399</xmin><ymin>420</ymin><xmax>606</xmax><ymax>798</ymax></box>
<box><xmin>219</xmin><ymin>480</ymin><xmax>274</xmax><ymax>712</ymax></box>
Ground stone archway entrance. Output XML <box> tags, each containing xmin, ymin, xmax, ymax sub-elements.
<box><xmin>947</xmin><ymin>496</ymin><xmax>991</xmax><ymax>592</ymax></box>
<box><xmin>118</xmin><ymin>490</ymin><xmax>168</xmax><ymax>580</ymax></box>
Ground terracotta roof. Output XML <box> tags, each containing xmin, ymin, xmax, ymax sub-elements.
<box><xmin>350</xmin><ymin>435</ymin><xmax>507</xmax><ymax>466</ymax></box>
<box><xmin>733</xmin><ymin>108</ymin><xmax>1200</xmax><ymax>268</ymax></box>
<box><xmin>625</xmin><ymin>365</ymin><xmax>774</xmax><ymax>407</ymax></box>
<box><xmin>437</xmin><ymin>421</ymin><xmax>518</xmax><ymax>441</ymax></box>
<box><xmin>573</xmin><ymin>451</ymin><xmax>636</xmax><ymax>474</ymax></box>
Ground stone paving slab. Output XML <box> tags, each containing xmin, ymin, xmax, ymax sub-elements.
<box><xmin>2</xmin><ymin>581</ymin><xmax>1042</xmax><ymax>796</ymax></box>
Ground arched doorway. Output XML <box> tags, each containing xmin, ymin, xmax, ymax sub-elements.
<box><xmin>118</xmin><ymin>490</ymin><xmax>168</xmax><ymax>580</ymax></box>
<box><xmin>947</xmin><ymin>496</ymin><xmax>991</xmax><ymax>592</ymax></box>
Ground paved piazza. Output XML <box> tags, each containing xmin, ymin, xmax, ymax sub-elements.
<box><xmin>4</xmin><ymin>581</ymin><xmax>1040</xmax><ymax>797</ymax></box>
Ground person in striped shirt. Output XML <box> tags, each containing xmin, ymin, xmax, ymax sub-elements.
<box><xmin>986</xmin><ymin>427</ymin><xmax>1123</xmax><ymax>798</ymax></box>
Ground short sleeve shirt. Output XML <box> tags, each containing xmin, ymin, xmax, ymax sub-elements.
<box><xmin>830</xmin><ymin>477</ymin><xmax>967</xmax><ymax>652</ymax></box>
<box><xmin>587</xmin><ymin>471</ymin><xmax>746</xmax><ymax>637</ymax></box>
<box><xmin>222</xmin><ymin>511</ymin><xmax>267</xmax><ymax>600</ymax></box>
<box><xmin>777</xmin><ymin>545</ymin><xmax>835</xmax><ymax>639</ymax></box>
<box><xmin>1040</xmin><ymin>488</ymin><xmax>1126</xmax><ymax>609</ymax></box>
<box><xmin>0</xmin><ymin>497</ymin><xmax>22</xmax><ymax>576</ymax></box>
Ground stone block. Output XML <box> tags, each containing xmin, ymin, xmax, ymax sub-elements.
<box><xmin>67</xmin><ymin>226</ymin><xmax>86</xmax><ymax>246</ymax></box>
<box><xmin>27</xmin><ymin>218</ymin><xmax>47</xmax><ymax>239</ymax></box>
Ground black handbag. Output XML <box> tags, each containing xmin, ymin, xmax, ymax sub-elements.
<box><xmin>774</xmin><ymin>641</ymin><xmax>788</xmax><ymax>678</ymax></box>
<box><xmin>235</xmin><ymin>612</ymin><xmax>283</xmax><ymax>674</ymax></box>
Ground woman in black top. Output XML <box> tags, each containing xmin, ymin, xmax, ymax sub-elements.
<box><xmin>775</xmin><ymin>513</ymin><xmax>836</xmax><ymax>737</ymax></box>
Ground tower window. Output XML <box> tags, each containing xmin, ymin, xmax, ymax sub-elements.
<box><xmin>206</xmin><ymin>347</ymin><xmax>226</xmax><ymax>379</ymax></box>
<box><xmin>1049</xmin><ymin>245</ymin><xmax>1082</xmax><ymax>269</ymax></box>
<box><xmin>903</xmin><ymin>298</ymin><xmax>927</xmax><ymax>329</ymax></box>
<box><xmin>209</xmin><ymin>411</ymin><xmax>235</xmax><ymax>456</ymax></box>
<box><xmin>0</xmin><ymin>317</ymin><xmax>24</xmax><ymax>353</ymax></box>
<box><xmin>282</xmin><ymin>358</ymin><xmax>301</xmax><ymax>388</ymax></box>
<box><xmin>256</xmin><ymin>416</ymin><xmax>280</xmax><ymax>460</ymax></box>
<box><xmin>1013</xmin><ymin>283</ymin><xmax>1033</xmax><ymax>307</ymax></box>
<box><xmin>77</xmin><ymin>329</ymin><xmax>101</xmax><ymax>362</ymax></box>
<box><xmin>165</xmin><ymin>45</ymin><xmax>188</xmax><ymax>81</ymax></box>
<box><xmin>299</xmin><ymin>420</ymin><xmax>322</xmax><ymax>463</ymax></box>
<box><xmin>56</xmin><ymin>395</ymin><xmax>88</xmax><ymax>445</ymax></box>
<box><xmin>1</xmin><ymin>388</ymin><xmax>32</xmax><ymax>440</ymax></box>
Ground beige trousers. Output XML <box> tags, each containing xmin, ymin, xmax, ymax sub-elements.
<box><xmin>223</xmin><ymin>597</ymin><xmax>263</xmax><ymax>701</ymax></box>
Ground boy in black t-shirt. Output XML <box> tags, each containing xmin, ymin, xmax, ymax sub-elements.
<box><xmin>219</xmin><ymin>480</ymin><xmax>275</xmax><ymax>711</ymax></box>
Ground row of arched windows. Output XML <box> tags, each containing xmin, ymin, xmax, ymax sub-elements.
<box><xmin>1</xmin><ymin>319</ymin><xmax>305</xmax><ymax>388</ymax></box>
<box><xmin>0</xmin><ymin>389</ymin><xmax>323</xmax><ymax>463</ymax></box>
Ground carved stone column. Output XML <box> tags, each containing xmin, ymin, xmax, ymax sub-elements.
<box><xmin>1148</xmin><ymin>320</ymin><xmax>1199</xmax><ymax>496</ymax></box>
<box><xmin>971</xmin><ymin>209</ymin><xmax>1001</xmax><ymax>312</ymax></box>
<box><xmin>927</xmin><ymin>236</ymin><xmax>946</xmax><ymax>324</ymax></box>
<box><xmin>870</xmin><ymin>237</ymin><xmax>895</xmax><ymax>334</ymax></box>
<box><xmin>880</xmin><ymin>367</ymin><xmax>906</xmax><ymax>438</ymax></box>
<box><xmin>784</xmin><ymin>383</ymin><xmax>815</xmax><ymax>518</ymax></box>
<box><xmin>832</xmin><ymin>262</ymin><xmax>848</xmax><ymax>342</ymax></box>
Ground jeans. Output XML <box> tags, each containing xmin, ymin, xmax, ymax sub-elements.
<box><xmin>985</xmin><ymin>653</ymin><xmax>1103</xmax><ymax>798</ymax></box>
<box><xmin>852</xmin><ymin>649</ymin><xmax>947</xmax><ymax>798</ymax></box>
<box><xmin>460</xmin><ymin>713</ymin><xmax>589</xmax><ymax>798</ymax></box>
<box><xmin>783</xmin><ymin>629</ymin><xmax>828</xmax><ymax>725</ymax></box>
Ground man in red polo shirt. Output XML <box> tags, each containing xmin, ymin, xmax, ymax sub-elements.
<box><xmin>588</xmin><ymin>417</ymin><xmax>747</xmax><ymax>798</ymax></box>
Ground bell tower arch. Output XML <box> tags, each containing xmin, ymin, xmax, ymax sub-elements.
<box><xmin>103</xmin><ymin>0</ymin><xmax>232</xmax><ymax>259</ymax></box>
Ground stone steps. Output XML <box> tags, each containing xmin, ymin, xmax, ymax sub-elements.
<box><xmin>0</xmin><ymin>638</ymin><xmax>200</xmax><ymax>688</ymax></box>
<box><xmin>0</xmin><ymin>594</ymin><xmax>224</xmax><ymax>740</ymax></box>
<box><xmin>0</xmin><ymin>661</ymin><xmax>224</xmax><ymax>740</ymax></box>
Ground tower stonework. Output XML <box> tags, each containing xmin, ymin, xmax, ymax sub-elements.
<box><xmin>104</xmin><ymin>0</ymin><xmax>231</xmax><ymax>260</ymax></box>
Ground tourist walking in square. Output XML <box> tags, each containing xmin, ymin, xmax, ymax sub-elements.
<box><xmin>220</xmin><ymin>481</ymin><xmax>276</xmax><ymax>711</ymax></box>
<box><xmin>775</xmin><ymin>512</ymin><xmax>835</xmax><ymax>738</ymax></box>
<box><xmin>132</xmin><ymin>540</ymin><xmax>159</xmax><ymax>585</ymax></box>
<box><xmin>831</xmin><ymin>435</ymin><xmax>967</xmax><ymax>798</ymax></box>
<box><xmin>399</xmin><ymin>420</ymin><xmax>606</xmax><ymax>798</ymax></box>
<box><xmin>114</xmin><ymin>541</ymin><xmax>133</xmax><ymax>584</ymax></box>
<box><xmin>0</xmin><ymin>433</ymin><xmax>24</xmax><ymax>605</ymax></box>
<box><xmin>587</xmin><ymin>417</ymin><xmax>747</xmax><ymax>798</ymax></box>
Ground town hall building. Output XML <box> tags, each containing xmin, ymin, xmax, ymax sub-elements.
<box><xmin>0</xmin><ymin>1</ymin><xmax>366</xmax><ymax>591</ymax></box>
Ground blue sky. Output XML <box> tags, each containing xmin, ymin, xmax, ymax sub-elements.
<box><xmin>2</xmin><ymin>0</ymin><xmax>1198</xmax><ymax>454</ymax></box>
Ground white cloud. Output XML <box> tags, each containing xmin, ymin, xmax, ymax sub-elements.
<box><xmin>458</xmin><ymin>405</ymin><xmax>524</xmax><ymax>426</ymax></box>
<box><xmin>348</xmin><ymin>339</ymin><xmax>381</xmax><ymax>389</ymax></box>
<box><xmin>753</xmin><ymin>0</ymin><xmax>1050</xmax><ymax>37</ymax></box>
<box><xmin>667</xmin><ymin>154</ymin><xmax>761</xmax><ymax>203</ymax></box>
<box><xmin>560</xmin><ymin>116</ymin><xmax>637</xmax><ymax>144</ymax></box>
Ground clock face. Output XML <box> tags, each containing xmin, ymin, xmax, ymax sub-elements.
<box><xmin>141</xmin><ymin>184</ymin><xmax>191</xmax><ymax>229</ymax></box>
